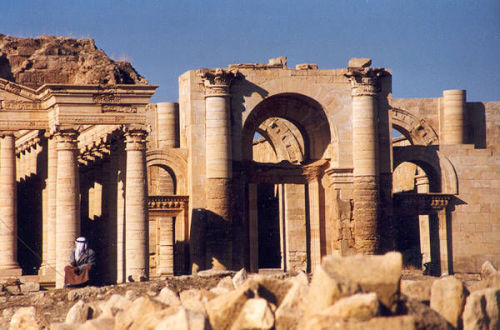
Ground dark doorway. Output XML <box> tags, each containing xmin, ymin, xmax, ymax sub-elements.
<box><xmin>257</xmin><ymin>183</ymin><xmax>281</xmax><ymax>268</ymax></box>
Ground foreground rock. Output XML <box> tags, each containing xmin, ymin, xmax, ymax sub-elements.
<box><xmin>3</xmin><ymin>254</ymin><xmax>500</xmax><ymax>330</ymax></box>
<box><xmin>463</xmin><ymin>288</ymin><xmax>500</xmax><ymax>330</ymax></box>
<box><xmin>430</xmin><ymin>276</ymin><xmax>468</xmax><ymax>328</ymax></box>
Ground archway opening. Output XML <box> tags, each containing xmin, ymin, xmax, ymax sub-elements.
<box><xmin>245</xmin><ymin>93</ymin><xmax>330</xmax><ymax>273</ymax></box>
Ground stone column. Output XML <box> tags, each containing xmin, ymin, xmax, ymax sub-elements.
<box><xmin>157</xmin><ymin>102</ymin><xmax>179</xmax><ymax>148</ymax></box>
<box><xmin>442</xmin><ymin>89</ymin><xmax>466</xmax><ymax>145</ymax></box>
<box><xmin>39</xmin><ymin>136</ymin><xmax>57</xmax><ymax>280</ymax></box>
<box><xmin>55</xmin><ymin>129</ymin><xmax>80</xmax><ymax>288</ymax></box>
<box><xmin>308</xmin><ymin>178</ymin><xmax>323</xmax><ymax>271</ymax></box>
<box><xmin>124</xmin><ymin>126</ymin><xmax>149</xmax><ymax>281</ymax></box>
<box><xmin>200</xmin><ymin>69</ymin><xmax>235</xmax><ymax>270</ymax></box>
<box><xmin>0</xmin><ymin>133</ymin><xmax>22</xmax><ymax>276</ymax></box>
<box><xmin>347</xmin><ymin>67</ymin><xmax>383</xmax><ymax>254</ymax></box>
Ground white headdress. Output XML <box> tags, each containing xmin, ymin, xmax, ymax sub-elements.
<box><xmin>75</xmin><ymin>237</ymin><xmax>87</xmax><ymax>262</ymax></box>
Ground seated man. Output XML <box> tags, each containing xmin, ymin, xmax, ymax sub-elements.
<box><xmin>64</xmin><ymin>237</ymin><xmax>96</xmax><ymax>287</ymax></box>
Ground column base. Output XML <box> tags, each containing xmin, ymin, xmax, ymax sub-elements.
<box><xmin>38</xmin><ymin>265</ymin><xmax>56</xmax><ymax>282</ymax></box>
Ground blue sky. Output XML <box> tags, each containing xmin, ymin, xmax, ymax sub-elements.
<box><xmin>1</xmin><ymin>0</ymin><xmax>499</xmax><ymax>103</ymax></box>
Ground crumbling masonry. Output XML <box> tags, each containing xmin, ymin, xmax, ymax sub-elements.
<box><xmin>0</xmin><ymin>36</ymin><xmax>498</xmax><ymax>288</ymax></box>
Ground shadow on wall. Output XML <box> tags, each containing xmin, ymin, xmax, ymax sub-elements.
<box><xmin>190</xmin><ymin>208</ymin><xmax>235</xmax><ymax>272</ymax></box>
<box><xmin>467</xmin><ymin>102</ymin><xmax>486</xmax><ymax>149</ymax></box>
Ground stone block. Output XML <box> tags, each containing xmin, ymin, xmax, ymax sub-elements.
<box><xmin>430</xmin><ymin>276</ymin><xmax>468</xmax><ymax>328</ymax></box>
<box><xmin>9</xmin><ymin>306</ymin><xmax>49</xmax><ymax>330</ymax></box>
<box><xmin>231</xmin><ymin>298</ymin><xmax>274</xmax><ymax>330</ymax></box>
<box><xmin>348</xmin><ymin>58</ymin><xmax>372</xmax><ymax>68</ymax></box>
<box><xmin>65</xmin><ymin>300</ymin><xmax>94</xmax><ymax>324</ymax></box>
<box><xmin>401</xmin><ymin>279</ymin><xmax>434</xmax><ymax>303</ymax></box>
<box><xmin>155</xmin><ymin>286</ymin><xmax>181</xmax><ymax>307</ymax></box>
<box><xmin>155</xmin><ymin>308</ymin><xmax>209</xmax><ymax>330</ymax></box>
<box><xmin>275</xmin><ymin>272</ymin><xmax>309</xmax><ymax>330</ymax></box>
<box><xmin>115</xmin><ymin>296</ymin><xmax>167</xmax><ymax>330</ymax></box>
<box><xmin>463</xmin><ymin>288</ymin><xmax>500</xmax><ymax>330</ymax></box>
<box><xmin>324</xmin><ymin>292</ymin><xmax>380</xmax><ymax>322</ymax></box>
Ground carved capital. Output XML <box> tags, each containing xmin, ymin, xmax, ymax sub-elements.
<box><xmin>0</xmin><ymin>131</ymin><xmax>16</xmax><ymax>138</ymax></box>
<box><xmin>345</xmin><ymin>67</ymin><xmax>386</xmax><ymax>97</ymax></box>
<box><xmin>123</xmin><ymin>124</ymin><xmax>148</xmax><ymax>151</ymax></box>
<box><xmin>199</xmin><ymin>68</ymin><xmax>236</xmax><ymax>97</ymax></box>
<box><xmin>54</xmin><ymin>128</ymin><xmax>79</xmax><ymax>151</ymax></box>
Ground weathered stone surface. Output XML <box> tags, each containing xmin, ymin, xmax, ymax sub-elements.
<box><xmin>206</xmin><ymin>279</ymin><xmax>259</xmax><ymax>330</ymax></box>
<box><xmin>401</xmin><ymin>296</ymin><xmax>453</xmax><ymax>330</ymax></box>
<box><xmin>9</xmin><ymin>306</ymin><xmax>49</xmax><ymax>330</ymax></box>
<box><xmin>480</xmin><ymin>261</ymin><xmax>498</xmax><ymax>280</ymax></box>
<box><xmin>275</xmin><ymin>272</ymin><xmax>309</xmax><ymax>330</ymax></box>
<box><xmin>231</xmin><ymin>298</ymin><xmax>274</xmax><ymax>330</ymax></box>
<box><xmin>325</xmin><ymin>292</ymin><xmax>379</xmax><ymax>322</ymax></box>
<box><xmin>179</xmin><ymin>289</ymin><xmax>216</xmax><ymax>315</ymax></box>
<box><xmin>0</xmin><ymin>34</ymin><xmax>147</xmax><ymax>89</ymax></box>
<box><xmin>155</xmin><ymin>307</ymin><xmax>210</xmax><ymax>330</ymax></box>
<box><xmin>115</xmin><ymin>296</ymin><xmax>167</xmax><ymax>330</ymax></box>
<box><xmin>310</xmin><ymin>252</ymin><xmax>402</xmax><ymax>313</ymax></box>
<box><xmin>79</xmin><ymin>317</ymin><xmax>115</xmax><ymax>330</ymax></box>
<box><xmin>253</xmin><ymin>275</ymin><xmax>293</xmax><ymax>307</ymax></box>
<box><xmin>211</xmin><ymin>276</ymin><xmax>235</xmax><ymax>295</ymax></box>
<box><xmin>197</xmin><ymin>269</ymin><xmax>234</xmax><ymax>278</ymax></box>
<box><xmin>401</xmin><ymin>279</ymin><xmax>434</xmax><ymax>303</ymax></box>
<box><xmin>65</xmin><ymin>300</ymin><xmax>93</xmax><ymax>324</ymax></box>
<box><xmin>295</xmin><ymin>63</ymin><xmax>318</xmax><ymax>70</ymax></box>
<box><xmin>98</xmin><ymin>294</ymin><xmax>132</xmax><ymax>318</ymax></box>
<box><xmin>463</xmin><ymin>288</ymin><xmax>500</xmax><ymax>330</ymax></box>
<box><xmin>232</xmin><ymin>268</ymin><xmax>248</xmax><ymax>288</ymax></box>
<box><xmin>303</xmin><ymin>315</ymin><xmax>417</xmax><ymax>330</ymax></box>
<box><xmin>305</xmin><ymin>261</ymin><xmax>361</xmax><ymax>317</ymax></box>
<box><xmin>155</xmin><ymin>286</ymin><xmax>181</xmax><ymax>307</ymax></box>
<box><xmin>348</xmin><ymin>58</ymin><xmax>372</xmax><ymax>68</ymax></box>
<box><xmin>129</xmin><ymin>307</ymin><xmax>178</xmax><ymax>330</ymax></box>
<box><xmin>430</xmin><ymin>276</ymin><xmax>468</xmax><ymax>328</ymax></box>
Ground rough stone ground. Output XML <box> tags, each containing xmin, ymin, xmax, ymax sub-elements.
<box><xmin>0</xmin><ymin>268</ymin><xmax>479</xmax><ymax>329</ymax></box>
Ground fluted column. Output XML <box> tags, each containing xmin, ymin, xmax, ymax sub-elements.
<box><xmin>442</xmin><ymin>89</ymin><xmax>466</xmax><ymax>145</ymax></box>
<box><xmin>55</xmin><ymin>129</ymin><xmax>80</xmax><ymax>288</ymax></box>
<box><xmin>157</xmin><ymin>102</ymin><xmax>179</xmax><ymax>148</ymax></box>
<box><xmin>0</xmin><ymin>132</ymin><xmax>22</xmax><ymax>276</ymax></box>
<box><xmin>346</xmin><ymin>67</ymin><xmax>384</xmax><ymax>254</ymax></box>
<box><xmin>200</xmin><ymin>69</ymin><xmax>235</xmax><ymax>269</ymax></box>
<box><xmin>124</xmin><ymin>125</ymin><xmax>149</xmax><ymax>281</ymax></box>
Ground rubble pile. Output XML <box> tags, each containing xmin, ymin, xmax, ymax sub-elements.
<box><xmin>0</xmin><ymin>34</ymin><xmax>147</xmax><ymax>88</ymax></box>
<box><xmin>1</xmin><ymin>253</ymin><xmax>500</xmax><ymax>329</ymax></box>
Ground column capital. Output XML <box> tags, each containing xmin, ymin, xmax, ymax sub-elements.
<box><xmin>345</xmin><ymin>67</ymin><xmax>386</xmax><ymax>97</ymax></box>
<box><xmin>0</xmin><ymin>131</ymin><xmax>16</xmax><ymax>138</ymax></box>
<box><xmin>123</xmin><ymin>124</ymin><xmax>148</xmax><ymax>151</ymax></box>
<box><xmin>199</xmin><ymin>68</ymin><xmax>237</xmax><ymax>97</ymax></box>
<box><xmin>54</xmin><ymin>128</ymin><xmax>79</xmax><ymax>151</ymax></box>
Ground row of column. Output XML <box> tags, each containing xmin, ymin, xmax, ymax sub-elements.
<box><xmin>0</xmin><ymin>126</ymin><xmax>149</xmax><ymax>287</ymax></box>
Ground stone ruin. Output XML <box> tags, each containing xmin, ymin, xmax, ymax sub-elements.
<box><xmin>0</xmin><ymin>35</ymin><xmax>498</xmax><ymax>292</ymax></box>
<box><xmin>2</xmin><ymin>252</ymin><xmax>500</xmax><ymax>329</ymax></box>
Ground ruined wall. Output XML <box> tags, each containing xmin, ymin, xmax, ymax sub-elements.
<box><xmin>0</xmin><ymin>34</ymin><xmax>146</xmax><ymax>88</ymax></box>
<box><xmin>390</xmin><ymin>98</ymin><xmax>500</xmax><ymax>272</ymax></box>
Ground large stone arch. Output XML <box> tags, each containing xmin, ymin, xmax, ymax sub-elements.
<box><xmin>393</xmin><ymin>145</ymin><xmax>458</xmax><ymax>194</ymax></box>
<box><xmin>242</xmin><ymin>93</ymin><xmax>333</xmax><ymax>161</ymax></box>
<box><xmin>146</xmin><ymin>149</ymin><xmax>188</xmax><ymax>195</ymax></box>
<box><xmin>391</xmin><ymin>107</ymin><xmax>439</xmax><ymax>146</ymax></box>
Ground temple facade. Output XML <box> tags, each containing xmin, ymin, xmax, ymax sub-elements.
<box><xmin>0</xmin><ymin>52</ymin><xmax>499</xmax><ymax>288</ymax></box>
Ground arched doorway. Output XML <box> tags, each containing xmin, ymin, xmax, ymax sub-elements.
<box><xmin>243</xmin><ymin>93</ymin><xmax>331</xmax><ymax>273</ymax></box>
<box><xmin>392</xmin><ymin>123</ymin><xmax>457</xmax><ymax>275</ymax></box>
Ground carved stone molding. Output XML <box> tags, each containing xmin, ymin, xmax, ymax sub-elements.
<box><xmin>345</xmin><ymin>67</ymin><xmax>386</xmax><ymax>97</ymax></box>
<box><xmin>199</xmin><ymin>68</ymin><xmax>236</xmax><ymax>97</ymax></box>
